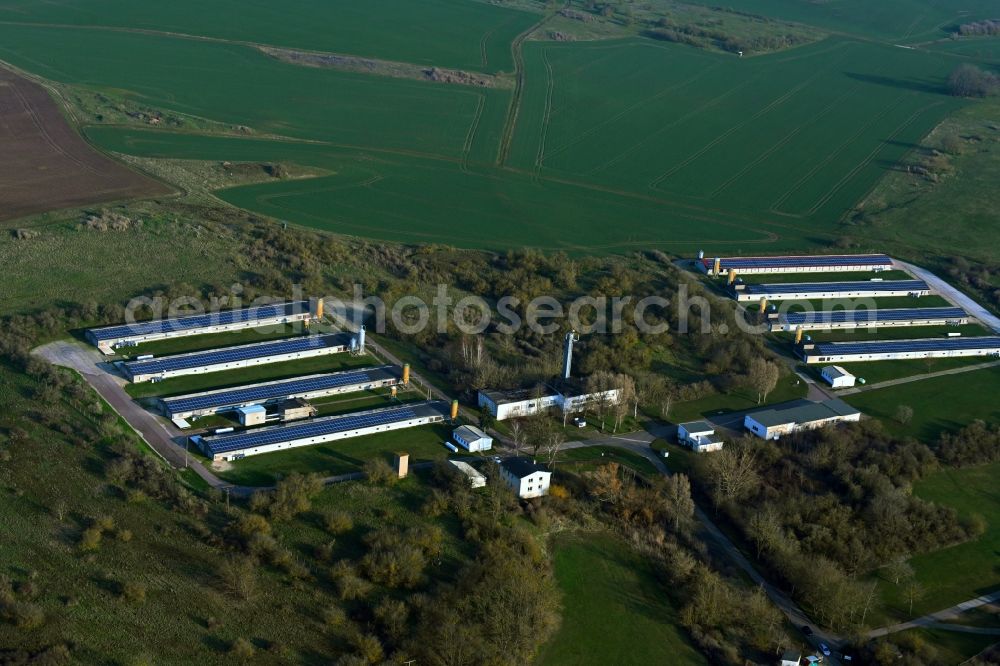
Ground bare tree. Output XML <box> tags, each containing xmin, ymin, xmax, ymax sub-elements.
<box><xmin>610</xmin><ymin>373</ymin><xmax>636</xmax><ymax>433</ymax></box>
<box><xmin>903</xmin><ymin>580</ymin><xmax>925</xmax><ymax>616</ymax></box>
<box><xmin>508</xmin><ymin>419</ymin><xmax>525</xmax><ymax>454</ymax></box>
<box><xmin>707</xmin><ymin>443</ymin><xmax>760</xmax><ymax>508</ymax></box>
<box><xmin>747</xmin><ymin>358</ymin><xmax>780</xmax><ymax>405</ymax></box>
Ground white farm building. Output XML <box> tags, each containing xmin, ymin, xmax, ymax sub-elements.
<box><xmin>820</xmin><ymin>366</ymin><xmax>856</xmax><ymax>388</ymax></box>
<box><xmin>477</xmin><ymin>381</ymin><xmax>621</xmax><ymax>422</ymax></box>
<box><xmin>449</xmin><ymin>460</ymin><xmax>486</xmax><ymax>489</ymax></box>
<box><xmin>452</xmin><ymin>425</ymin><xmax>493</xmax><ymax>452</ymax></box>
<box><xmin>677</xmin><ymin>421</ymin><xmax>724</xmax><ymax>452</ymax></box>
<box><xmin>744</xmin><ymin>399</ymin><xmax>861</xmax><ymax>441</ymax></box>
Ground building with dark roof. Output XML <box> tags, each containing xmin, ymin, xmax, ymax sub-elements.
<box><xmin>121</xmin><ymin>333</ymin><xmax>352</xmax><ymax>383</ymax></box>
<box><xmin>87</xmin><ymin>300</ymin><xmax>320</xmax><ymax>354</ymax></box>
<box><xmin>499</xmin><ymin>457</ymin><xmax>551</xmax><ymax>498</ymax></box>
<box><xmin>769</xmin><ymin>307</ymin><xmax>968</xmax><ymax>332</ymax></box>
<box><xmin>161</xmin><ymin>365</ymin><xmax>402</xmax><ymax>419</ymax></box>
<box><xmin>800</xmin><ymin>336</ymin><xmax>1000</xmax><ymax>364</ymax></box>
<box><xmin>699</xmin><ymin>254</ymin><xmax>892</xmax><ymax>275</ymax></box>
<box><xmin>191</xmin><ymin>400</ymin><xmax>449</xmax><ymax>462</ymax></box>
<box><xmin>733</xmin><ymin>280</ymin><xmax>930</xmax><ymax>302</ymax></box>
<box><xmin>744</xmin><ymin>399</ymin><xmax>861</xmax><ymax>440</ymax></box>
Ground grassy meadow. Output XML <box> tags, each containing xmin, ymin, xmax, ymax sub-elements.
<box><xmin>537</xmin><ymin>532</ymin><xmax>706</xmax><ymax>666</ymax></box>
<box><xmin>845</xmin><ymin>365</ymin><xmax>1000</xmax><ymax>440</ymax></box>
<box><xmin>875</xmin><ymin>460</ymin><xmax>1000</xmax><ymax>620</ymax></box>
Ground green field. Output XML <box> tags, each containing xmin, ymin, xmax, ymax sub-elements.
<box><xmin>0</xmin><ymin>0</ymin><xmax>537</xmax><ymax>72</ymax></box>
<box><xmin>845</xmin><ymin>365</ymin><xmax>1000</xmax><ymax>439</ymax></box>
<box><xmin>680</xmin><ymin>0</ymin><xmax>999</xmax><ymax>43</ymax></box>
<box><xmin>804</xmin><ymin>355</ymin><xmax>996</xmax><ymax>385</ymax></box>
<box><xmin>537</xmin><ymin>532</ymin><xmax>705</xmax><ymax>666</ymax></box>
<box><xmin>876</xmin><ymin>461</ymin><xmax>1000</xmax><ymax>620</ymax></box>
<box><xmin>0</xmin><ymin>15</ymin><xmax>981</xmax><ymax>253</ymax></box>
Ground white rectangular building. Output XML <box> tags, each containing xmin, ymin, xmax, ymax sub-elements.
<box><xmin>87</xmin><ymin>299</ymin><xmax>321</xmax><ymax>354</ymax></box>
<box><xmin>449</xmin><ymin>460</ymin><xmax>486</xmax><ymax>489</ymax></box>
<box><xmin>820</xmin><ymin>365</ymin><xmax>856</xmax><ymax>388</ymax></box>
<box><xmin>477</xmin><ymin>382</ymin><xmax>622</xmax><ymax>422</ymax></box>
<box><xmin>677</xmin><ymin>421</ymin><xmax>724</xmax><ymax>452</ymax></box>
<box><xmin>744</xmin><ymin>399</ymin><xmax>861</xmax><ymax>441</ymax></box>
<box><xmin>499</xmin><ymin>458</ymin><xmax>551</xmax><ymax>499</ymax></box>
<box><xmin>452</xmin><ymin>425</ymin><xmax>493</xmax><ymax>452</ymax></box>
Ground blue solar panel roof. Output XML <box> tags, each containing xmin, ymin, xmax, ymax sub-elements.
<box><xmin>200</xmin><ymin>401</ymin><xmax>446</xmax><ymax>455</ymax></box>
<box><xmin>123</xmin><ymin>333</ymin><xmax>349</xmax><ymax>376</ymax></box>
<box><xmin>704</xmin><ymin>254</ymin><xmax>891</xmax><ymax>270</ymax></box>
<box><xmin>89</xmin><ymin>301</ymin><xmax>309</xmax><ymax>341</ymax></box>
<box><xmin>163</xmin><ymin>365</ymin><xmax>399</xmax><ymax>414</ymax></box>
<box><xmin>781</xmin><ymin>307</ymin><xmax>966</xmax><ymax>326</ymax></box>
<box><xmin>745</xmin><ymin>280</ymin><xmax>928</xmax><ymax>296</ymax></box>
<box><xmin>810</xmin><ymin>336</ymin><xmax>1000</xmax><ymax>356</ymax></box>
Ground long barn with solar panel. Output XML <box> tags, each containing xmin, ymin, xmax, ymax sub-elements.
<box><xmin>699</xmin><ymin>253</ymin><xmax>893</xmax><ymax>275</ymax></box>
<box><xmin>768</xmin><ymin>307</ymin><xmax>969</xmax><ymax>332</ymax></box>
<box><xmin>161</xmin><ymin>365</ymin><xmax>405</xmax><ymax>420</ymax></box>
<box><xmin>732</xmin><ymin>279</ymin><xmax>930</xmax><ymax>302</ymax></box>
<box><xmin>121</xmin><ymin>333</ymin><xmax>352</xmax><ymax>382</ymax></box>
<box><xmin>191</xmin><ymin>400</ymin><xmax>450</xmax><ymax>461</ymax></box>
<box><xmin>800</xmin><ymin>336</ymin><xmax>1000</xmax><ymax>364</ymax></box>
<box><xmin>87</xmin><ymin>299</ymin><xmax>322</xmax><ymax>354</ymax></box>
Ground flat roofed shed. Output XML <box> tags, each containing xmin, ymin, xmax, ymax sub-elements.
<box><xmin>122</xmin><ymin>333</ymin><xmax>351</xmax><ymax>377</ymax></box>
<box><xmin>88</xmin><ymin>301</ymin><xmax>310</xmax><ymax>342</ymax></box>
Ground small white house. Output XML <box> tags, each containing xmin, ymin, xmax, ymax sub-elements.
<box><xmin>499</xmin><ymin>458</ymin><xmax>551</xmax><ymax>499</ymax></box>
<box><xmin>449</xmin><ymin>460</ymin><xmax>486</xmax><ymax>488</ymax></box>
<box><xmin>821</xmin><ymin>365</ymin><xmax>856</xmax><ymax>388</ymax></box>
<box><xmin>780</xmin><ymin>649</ymin><xmax>802</xmax><ymax>666</ymax></box>
<box><xmin>236</xmin><ymin>404</ymin><xmax>267</xmax><ymax>426</ymax></box>
<box><xmin>452</xmin><ymin>424</ymin><xmax>493</xmax><ymax>452</ymax></box>
<box><xmin>677</xmin><ymin>421</ymin><xmax>724</xmax><ymax>453</ymax></box>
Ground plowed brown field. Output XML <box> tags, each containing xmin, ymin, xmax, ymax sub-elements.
<box><xmin>0</xmin><ymin>65</ymin><xmax>169</xmax><ymax>222</ymax></box>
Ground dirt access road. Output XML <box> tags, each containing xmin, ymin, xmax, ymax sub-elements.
<box><xmin>0</xmin><ymin>63</ymin><xmax>168</xmax><ymax>223</ymax></box>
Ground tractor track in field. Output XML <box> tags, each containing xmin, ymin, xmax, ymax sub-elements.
<box><xmin>649</xmin><ymin>44</ymin><xmax>854</xmax><ymax>190</ymax></box>
<box><xmin>768</xmin><ymin>94</ymin><xmax>907</xmax><ymax>214</ymax></box>
<box><xmin>802</xmin><ymin>100</ymin><xmax>944</xmax><ymax>217</ymax></box>
<box><xmin>495</xmin><ymin>4</ymin><xmax>563</xmax><ymax>167</ymax></box>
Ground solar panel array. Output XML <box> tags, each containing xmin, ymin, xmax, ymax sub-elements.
<box><xmin>782</xmin><ymin>307</ymin><xmax>967</xmax><ymax>326</ymax></box>
<box><xmin>811</xmin><ymin>337</ymin><xmax>1000</xmax><ymax>356</ymax></box>
<box><xmin>202</xmin><ymin>405</ymin><xmax>421</xmax><ymax>455</ymax></box>
<box><xmin>124</xmin><ymin>334</ymin><xmax>346</xmax><ymax>376</ymax></box>
<box><xmin>89</xmin><ymin>301</ymin><xmax>309</xmax><ymax>341</ymax></box>
<box><xmin>163</xmin><ymin>366</ymin><xmax>397</xmax><ymax>414</ymax></box>
<box><xmin>745</xmin><ymin>280</ymin><xmax>928</xmax><ymax>296</ymax></box>
<box><xmin>704</xmin><ymin>254</ymin><xmax>891</xmax><ymax>270</ymax></box>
